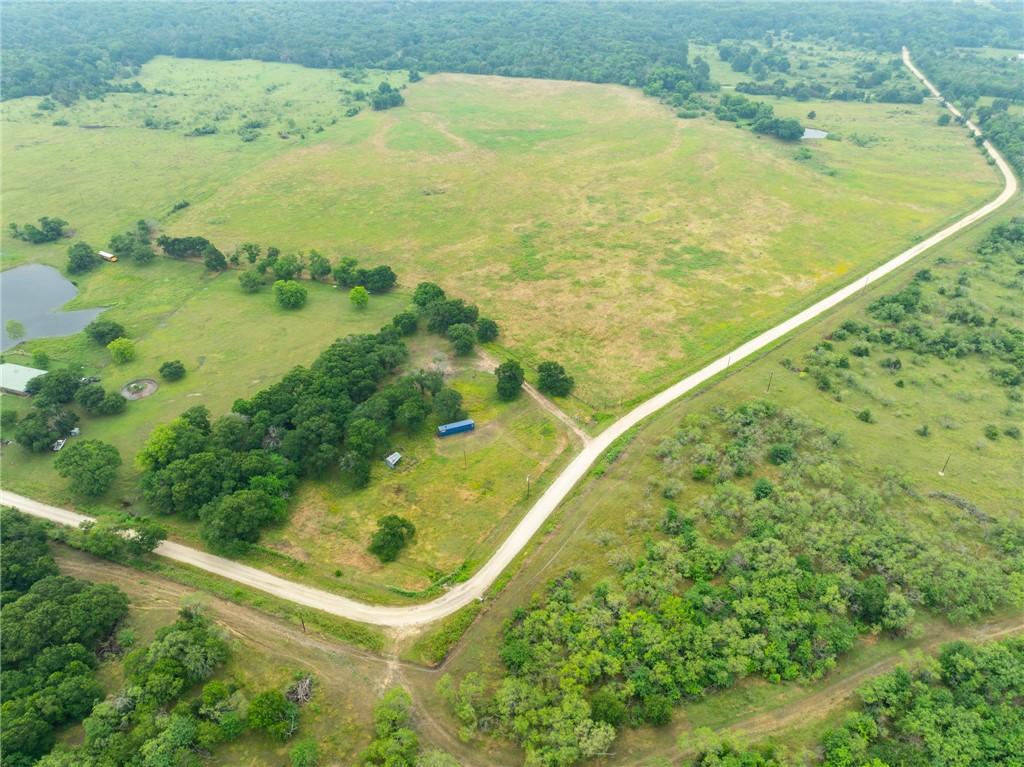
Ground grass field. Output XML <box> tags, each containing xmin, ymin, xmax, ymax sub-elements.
<box><xmin>0</xmin><ymin>267</ymin><xmax>407</xmax><ymax>500</ymax></box>
<box><xmin>0</xmin><ymin>269</ymin><xmax>576</xmax><ymax>602</ymax></box>
<box><xmin>2</xmin><ymin>55</ymin><xmax>1002</xmax><ymax>413</ymax></box>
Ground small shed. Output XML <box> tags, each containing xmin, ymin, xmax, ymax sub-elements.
<box><xmin>385</xmin><ymin>452</ymin><xmax>402</xmax><ymax>468</ymax></box>
<box><xmin>438</xmin><ymin>419</ymin><xmax>475</xmax><ymax>437</ymax></box>
<box><xmin>0</xmin><ymin>362</ymin><xmax>48</xmax><ymax>395</ymax></box>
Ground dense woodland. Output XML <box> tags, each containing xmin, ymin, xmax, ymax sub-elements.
<box><xmin>4</xmin><ymin>2</ymin><xmax>1020</xmax><ymax>183</ymax></box>
<box><xmin>0</xmin><ymin>512</ymin><xmax>331</xmax><ymax>767</ymax></box>
<box><xmin>2</xmin><ymin>2</ymin><xmax>1018</xmax><ymax>103</ymax></box>
<box><xmin>0</xmin><ymin>510</ymin><xmax>129</xmax><ymax>767</ymax></box>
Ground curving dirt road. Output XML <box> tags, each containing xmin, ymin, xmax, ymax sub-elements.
<box><xmin>1</xmin><ymin>50</ymin><xmax>1017</xmax><ymax>628</ymax></box>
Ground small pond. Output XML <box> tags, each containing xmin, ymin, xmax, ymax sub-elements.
<box><xmin>802</xmin><ymin>128</ymin><xmax>828</xmax><ymax>140</ymax></box>
<box><xmin>1</xmin><ymin>263</ymin><xmax>106</xmax><ymax>351</ymax></box>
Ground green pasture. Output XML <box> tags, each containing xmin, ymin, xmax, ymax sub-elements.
<box><xmin>3</xmin><ymin>55</ymin><xmax>1001</xmax><ymax>413</ymax></box>
<box><xmin>0</xmin><ymin>275</ymin><xmax>576</xmax><ymax>602</ymax></box>
<box><xmin>0</xmin><ymin>267</ymin><xmax>407</xmax><ymax>502</ymax></box>
<box><xmin>165</xmin><ymin>71</ymin><xmax>998</xmax><ymax>410</ymax></box>
<box><xmin>1</xmin><ymin>58</ymin><xmax>405</xmax><ymax>270</ymax></box>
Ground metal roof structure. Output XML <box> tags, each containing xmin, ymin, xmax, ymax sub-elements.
<box><xmin>0</xmin><ymin>362</ymin><xmax>47</xmax><ymax>394</ymax></box>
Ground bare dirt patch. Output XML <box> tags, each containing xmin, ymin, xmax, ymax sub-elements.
<box><xmin>121</xmin><ymin>378</ymin><xmax>158</xmax><ymax>400</ymax></box>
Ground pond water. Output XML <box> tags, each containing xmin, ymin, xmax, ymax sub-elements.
<box><xmin>1</xmin><ymin>263</ymin><xmax>106</xmax><ymax>351</ymax></box>
<box><xmin>802</xmin><ymin>128</ymin><xmax>828</xmax><ymax>139</ymax></box>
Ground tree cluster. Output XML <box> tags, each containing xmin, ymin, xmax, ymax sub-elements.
<box><xmin>821</xmin><ymin>638</ymin><xmax>1024</xmax><ymax>767</ymax></box>
<box><xmin>719</xmin><ymin>42</ymin><xmax>791</xmax><ymax>77</ymax></box>
<box><xmin>58</xmin><ymin>514</ymin><xmax>167</xmax><ymax>563</ymax></box>
<box><xmin>159</xmin><ymin>359</ymin><xmax>187</xmax><ymax>381</ymax></box>
<box><xmin>156</xmin><ymin>234</ymin><xmax>225</xmax><ymax>270</ymax></box>
<box><xmin>107</xmin><ymin>220</ymin><xmax>156</xmax><ymax>265</ymax></box>
<box><xmin>537</xmin><ymin>361</ymin><xmax>574</xmax><ymax>397</ymax></box>
<box><xmin>495</xmin><ymin>360</ymin><xmax>524</xmax><ymax>401</ymax></box>
<box><xmin>66</xmin><ymin>241</ymin><xmax>100</xmax><ymax>275</ymax></box>
<box><xmin>53</xmin><ymin>439</ymin><xmax>122</xmax><ymax>496</ymax></box>
<box><xmin>332</xmin><ymin>257</ymin><xmax>398</xmax><ymax>292</ymax></box>
<box><xmin>368</xmin><ymin>515</ymin><xmax>416</xmax><ymax>563</ymax></box>
<box><xmin>13</xmin><ymin>368</ymin><xmax>130</xmax><ymax>452</ymax></box>
<box><xmin>13</xmin><ymin>406</ymin><xmax>78</xmax><ymax>452</ymax></box>
<box><xmin>75</xmin><ymin>382</ymin><xmax>128</xmax><ymax>416</ymax></box>
<box><xmin>677</xmin><ymin>637</ymin><xmax>1023</xmax><ymax>765</ymax></box>
<box><xmin>0</xmin><ymin>511</ymin><xmax>130</xmax><ymax>767</ymax></box>
<box><xmin>273</xmin><ymin>279</ymin><xmax>308</xmax><ymax>309</ymax></box>
<box><xmin>85</xmin><ymin>317</ymin><xmax>127</xmax><ymax>346</ymax></box>
<box><xmin>369</xmin><ymin>81</ymin><xmax>404</xmax><ymax>110</ymax></box>
<box><xmin>35</xmin><ymin>606</ymin><xmax>239</xmax><ymax>767</ymax></box>
<box><xmin>361</xmin><ymin>688</ymin><xmax>420</xmax><ymax>767</ymax></box>
<box><xmin>412</xmin><ymin>281</ymin><xmax>499</xmax><ymax>357</ymax></box>
<box><xmin>974</xmin><ymin>104</ymin><xmax>1024</xmax><ymax>180</ymax></box>
<box><xmin>714</xmin><ymin>92</ymin><xmax>803</xmax><ymax>141</ymax></box>
<box><xmin>8</xmin><ymin>216</ymin><xmax>68</xmax><ymax>244</ymax></box>
<box><xmin>138</xmin><ymin>329</ymin><xmax>459</xmax><ymax>551</ymax></box>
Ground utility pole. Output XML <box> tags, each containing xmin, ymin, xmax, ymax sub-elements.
<box><xmin>526</xmin><ymin>475</ymin><xmax>531</xmax><ymax>501</ymax></box>
<box><xmin>766</xmin><ymin>371</ymin><xmax>774</xmax><ymax>393</ymax></box>
<box><xmin>939</xmin><ymin>454</ymin><xmax>951</xmax><ymax>476</ymax></box>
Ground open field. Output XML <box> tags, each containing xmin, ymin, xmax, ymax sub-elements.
<box><xmin>2</xmin><ymin>55</ymin><xmax>1002</xmax><ymax>411</ymax></box>
<box><xmin>432</xmin><ymin>209</ymin><xmax>1022</xmax><ymax>762</ymax></box>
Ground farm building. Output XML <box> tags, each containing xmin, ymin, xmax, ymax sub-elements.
<box><xmin>438</xmin><ymin>419</ymin><xmax>475</xmax><ymax>437</ymax></box>
<box><xmin>0</xmin><ymin>362</ymin><xmax>47</xmax><ymax>395</ymax></box>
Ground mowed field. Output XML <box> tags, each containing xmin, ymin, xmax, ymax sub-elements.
<box><xmin>2</xmin><ymin>56</ymin><xmax>1002</xmax><ymax>413</ymax></box>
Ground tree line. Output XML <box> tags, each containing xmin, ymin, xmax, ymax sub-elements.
<box><xmin>3</xmin><ymin>2</ymin><xmax>1018</xmax><ymax>104</ymax></box>
<box><xmin>135</xmin><ymin>325</ymin><xmax>463</xmax><ymax>552</ymax></box>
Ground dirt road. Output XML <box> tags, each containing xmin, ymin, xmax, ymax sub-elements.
<box><xmin>1</xmin><ymin>50</ymin><xmax>1016</xmax><ymax>628</ymax></box>
<box><xmin>473</xmin><ymin>348</ymin><xmax>592</xmax><ymax>445</ymax></box>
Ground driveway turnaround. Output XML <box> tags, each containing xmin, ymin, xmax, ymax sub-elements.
<box><xmin>1</xmin><ymin>50</ymin><xmax>1017</xmax><ymax>628</ymax></box>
